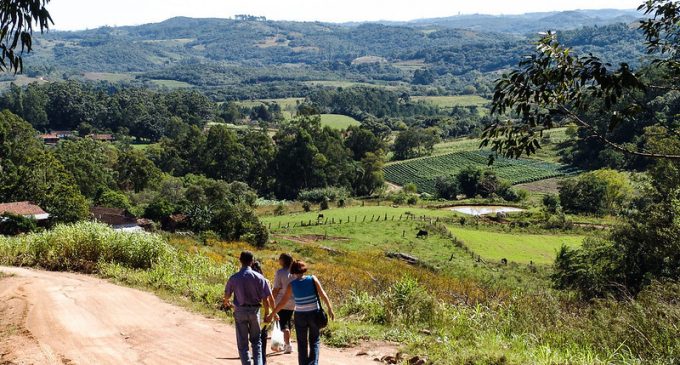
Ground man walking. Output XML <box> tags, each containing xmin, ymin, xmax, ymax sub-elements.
<box><xmin>224</xmin><ymin>251</ymin><xmax>274</xmax><ymax>365</ymax></box>
<box><xmin>272</xmin><ymin>253</ymin><xmax>296</xmax><ymax>354</ymax></box>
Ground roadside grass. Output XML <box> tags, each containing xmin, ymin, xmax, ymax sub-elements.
<box><xmin>319</xmin><ymin>114</ymin><xmax>361</xmax><ymax>129</ymax></box>
<box><xmin>0</xmin><ymin>220</ymin><xmax>677</xmax><ymax>363</ymax></box>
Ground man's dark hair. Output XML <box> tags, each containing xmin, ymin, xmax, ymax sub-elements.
<box><xmin>279</xmin><ymin>253</ymin><xmax>294</xmax><ymax>269</ymax></box>
<box><xmin>239</xmin><ymin>251</ymin><xmax>255</xmax><ymax>266</ymax></box>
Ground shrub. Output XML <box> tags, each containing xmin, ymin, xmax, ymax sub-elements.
<box><xmin>384</xmin><ymin>276</ymin><xmax>437</xmax><ymax>325</ymax></box>
<box><xmin>403</xmin><ymin>183</ymin><xmax>418</xmax><ymax>194</ymax></box>
<box><xmin>297</xmin><ymin>187</ymin><xmax>349</xmax><ymax>203</ymax></box>
<box><xmin>274</xmin><ymin>203</ymin><xmax>287</xmax><ymax>216</ymax></box>
<box><xmin>302</xmin><ymin>201</ymin><xmax>312</xmax><ymax>212</ymax></box>
<box><xmin>434</xmin><ymin>175</ymin><xmax>460</xmax><ymax>200</ymax></box>
<box><xmin>319</xmin><ymin>198</ymin><xmax>330</xmax><ymax>211</ymax></box>
<box><xmin>407</xmin><ymin>195</ymin><xmax>418</xmax><ymax>206</ymax></box>
<box><xmin>559</xmin><ymin>169</ymin><xmax>633</xmax><ymax>215</ymax></box>
<box><xmin>0</xmin><ymin>213</ymin><xmax>38</xmax><ymax>236</ymax></box>
<box><xmin>542</xmin><ymin>193</ymin><xmax>561</xmax><ymax>214</ymax></box>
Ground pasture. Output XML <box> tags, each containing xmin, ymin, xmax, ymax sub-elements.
<box><xmin>148</xmin><ymin>79</ymin><xmax>194</xmax><ymax>89</ymax></box>
<box><xmin>261</xmin><ymin>205</ymin><xmax>583</xmax><ymax>266</ymax></box>
<box><xmin>446</xmin><ymin>226</ymin><xmax>584</xmax><ymax>264</ymax></box>
<box><xmin>384</xmin><ymin>150</ymin><xmax>574</xmax><ymax>194</ymax></box>
<box><xmin>320</xmin><ymin>114</ymin><xmax>361</xmax><ymax>129</ymax></box>
<box><xmin>412</xmin><ymin>95</ymin><xmax>490</xmax><ymax>109</ymax></box>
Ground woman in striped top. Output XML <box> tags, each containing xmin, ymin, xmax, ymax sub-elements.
<box><xmin>267</xmin><ymin>260</ymin><xmax>335</xmax><ymax>365</ymax></box>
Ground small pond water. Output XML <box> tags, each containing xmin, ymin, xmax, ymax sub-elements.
<box><xmin>450</xmin><ymin>206</ymin><xmax>525</xmax><ymax>216</ymax></box>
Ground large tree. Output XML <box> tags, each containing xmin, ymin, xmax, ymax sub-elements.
<box><xmin>484</xmin><ymin>0</ymin><xmax>680</xmax><ymax>296</ymax></box>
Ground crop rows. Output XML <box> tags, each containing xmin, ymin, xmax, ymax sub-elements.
<box><xmin>385</xmin><ymin>151</ymin><xmax>577</xmax><ymax>194</ymax></box>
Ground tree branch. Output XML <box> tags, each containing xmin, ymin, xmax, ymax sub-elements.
<box><xmin>559</xmin><ymin>105</ymin><xmax>680</xmax><ymax>160</ymax></box>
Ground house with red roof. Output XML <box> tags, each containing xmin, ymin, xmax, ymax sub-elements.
<box><xmin>0</xmin><ymin>201</ymin><xmax>50</xmax><ymax>221</ymax></box>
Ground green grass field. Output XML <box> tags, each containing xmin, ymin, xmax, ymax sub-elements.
<box><xmin>320</xmin><ymin>114</ymin><xmax>361</xmax><ymax>129</ymax></box>
<box><xmin>412</xmin><ymin>95</ymin><xmax>490</xmax><ymax>109</ymax></box>
<box><xmin>83</xmin><ymin>72</ymin><xmax>135</xmax><ymax>82</ymax></box>
<box><xmin>385</xmin><ymin>150</ymin><xmax>575</xmax><ymax>194</ymax></box>
<box><xmin>446</xmin><ymin>226</ymin><xmax>583</xmax><ymax>264</ymax></box>
<box><xmin>149</xmin><ymin>79</ymin><xmax>194</xmax><ymax>89</ymax></box>
<box><xmin>261</xmin><ymin>205</ymin><xmax>583</xmax><ymax>266</ymax></box>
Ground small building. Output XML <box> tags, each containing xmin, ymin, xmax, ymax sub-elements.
<box><xmin>52</xmin><ymin>130</ymin><xmax>75</xmax><ymax>138</ymax></box>
<box><xmin>0</xmin><ymin>201</ymin><xmax>50</xmax><ymax>221</ymax></box>
<box><xmin>90</xmin><ymin>207</ymin><xmax>143</xmax><ymax>232</ymax></box>
<box><xmin>38</xmin><ymin>133</ymin><xmax>61</xmax><ymax>145</ymax></box>
<box><xmin>87</xmin><ymin>134</ymin><xmax>115</xmax><ymax>142</ymax></box>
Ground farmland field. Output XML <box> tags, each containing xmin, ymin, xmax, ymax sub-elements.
<box><xmin>412</xmin><ymin>95</ymin><xmax>490</xmax><ymax>109</ymax></box>
<box><xmin>149</xmin><ymin>79</ymin><xmax>194</xmax><ymax>89</ymax></box>
<box><xmin>320</xmin><ymin>114</ymin><xmax>361</xmax><ymax>129</ymax></box>
<box><xmin>385</xmin><ymin>150</ymin><xmax>575</xmax><ymax>194</ymax></box>
<box><xmin>446</xmin><ymin>226</ymin><xmax>584</xmax><ymax>264</ymax></box>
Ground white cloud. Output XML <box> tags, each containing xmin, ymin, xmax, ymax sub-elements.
<box><xmin>49</xmin><ymin>0</ymin><xmax>642</xmax><ymax>30</ymax></box>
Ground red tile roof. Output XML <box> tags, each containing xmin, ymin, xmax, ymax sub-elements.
<box><xmin>0</xmin><ymin>201</ymin><xmax>48</xmax><ymax>217</ymax></box>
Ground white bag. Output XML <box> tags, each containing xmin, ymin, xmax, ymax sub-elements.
<box><xmin>270</xmin><ymin>321</ymin><xmax>285</xmax><ymax>352</ymax></box>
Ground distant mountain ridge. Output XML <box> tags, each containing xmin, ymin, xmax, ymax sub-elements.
<box><xmin>370</xmin><ymin>9</ymin><xmax>642</xmax><ymax>33</ymax></box>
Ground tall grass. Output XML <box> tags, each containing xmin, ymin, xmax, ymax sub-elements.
<box><xmin>0</xmin><ymin>222</ymin><xmax>171</xmax><ymax>271</ymax></box>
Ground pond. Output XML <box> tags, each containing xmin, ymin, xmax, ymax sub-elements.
<box><xmin>450</xmin><ymin>206</ymin><xmax>525</xmax><ymax>216</ymax></box>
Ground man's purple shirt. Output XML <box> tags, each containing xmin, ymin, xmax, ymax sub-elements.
<box><xmin>225</xmin><ymin>266</ymin><xmax>272</xmax><ymax>309</ymax></box>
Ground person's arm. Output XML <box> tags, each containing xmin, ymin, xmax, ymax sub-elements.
<box><xmin>223</xmin><ymin>280</ymin><xmax>234</xmax><ymax>310</ymax></box>
<box><xmin>266</xmin><ymin>284</ymin><xmax>292</xmax><ymax>322</ymax></box>
<box><xmin>272</xmin><ymin>272</ymin><xmax>282</xmax><ymax>301</ymax></box>
<box><xmin>313</xmin><ymin>276</ymin><xmax>335</xmax><ymax>320</ymax></box>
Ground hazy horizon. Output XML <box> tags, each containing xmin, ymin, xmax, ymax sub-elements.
<box><xmin>49</xmin><ymin>0</ymin><xmax>641</xmax><ymax>30</ymax></box>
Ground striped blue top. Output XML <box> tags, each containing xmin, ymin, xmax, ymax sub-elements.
<box><xmin>290</xmin><ymin>275</ymin><xmax>320</xmax><ymax>312</ymax></box>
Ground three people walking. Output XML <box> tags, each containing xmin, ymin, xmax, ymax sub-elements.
<box><xmin>224</xmin><ymin>251</ymin><xmax>334</xmax><ymax>365</ymax></box>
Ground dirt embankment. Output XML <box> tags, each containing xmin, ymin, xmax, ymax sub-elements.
<box><xmin>0</xmin><ymin>266</ymin><xmax>381</xmax><ymax>365</ymax></box>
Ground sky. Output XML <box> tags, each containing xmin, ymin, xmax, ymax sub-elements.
<box><xmin>48</xmin><ymin>0</ymin><xmax>642</xmax><ymax>30</ymax></box>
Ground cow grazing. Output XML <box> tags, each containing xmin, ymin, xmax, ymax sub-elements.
<box><xmin>416</xmin><ymin>229</ymin><xmax>428</xmax><ymax>238</ymax></box>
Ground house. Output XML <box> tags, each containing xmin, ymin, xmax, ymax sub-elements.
<box><xmin>87</xmin><ymin>134</ymin><xmax>115</xmax><ymax>142</ymax></box>
<box><xmin>90</xmin><ymin>207</ymin><xmax>143</xmax><ymax>232</ymax></box>
<box><xmin>0</xmin><ymin>201</ymin><xmax>50</xmax><ymax>221</ymax></box>
<box><xmin>52</xmin><ymin>130</ymin><xmax>74</xmax><ymax>138</ymax></box>
<box><xmin>38</xmin><ymin>133</ymin><xmax>61</xmax><ymax>145</ymax></box>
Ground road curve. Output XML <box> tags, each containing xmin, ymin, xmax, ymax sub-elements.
<box><xmin>0</xmin><ymin>266</ymin><xmax>378</xmax><ymax>365</ymax></box>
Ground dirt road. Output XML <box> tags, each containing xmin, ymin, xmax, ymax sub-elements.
<box><xmin>0</xmin><ymin>267</ymin><xmax>380</xmax><ymax>365</ymax></box>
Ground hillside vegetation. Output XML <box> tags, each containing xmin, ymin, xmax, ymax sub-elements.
<box><xmin>12</xmin><ymin>15</ymin><xmax>645</xmax><ymax>100</ymax></box>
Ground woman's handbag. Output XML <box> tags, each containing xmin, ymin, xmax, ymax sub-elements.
<box><xmin>312</xmin><ymin>276</ymin><xmax>329</xmax><ymax>328</ymax></box>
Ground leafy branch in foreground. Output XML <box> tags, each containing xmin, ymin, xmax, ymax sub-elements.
<box><xmin>483</xmin><ymin>0</ymin><xmax>680</xmax><ymax>161</ymax></box>
<box><xmin>0</xmin><ymin>0</ymin><xmax>52</xmax><ymax>72</ymax></box>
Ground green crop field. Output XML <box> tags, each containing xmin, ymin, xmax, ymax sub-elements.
<box><xmin>385</xmin><ymin>150</ymin><xmax>575</xmax><ymax>193</ymax></box>
<box><xmin>320</xmin><ymin>114</ymin><xmax>361</xmax><ymax>129</ymax></box>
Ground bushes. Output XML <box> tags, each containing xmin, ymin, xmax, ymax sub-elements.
<box><xmin>0</xmin><ymin>213</ymin><xmax>38</xmax><ymax>235</ymax></box>
<box><xmin>0</xmin><ymin>222</ymin><xmax>172</xmax><ymax>272</ymax></box>
<box><xmin>434</xmin><ymin>175</ymin><xmax>459</xmax><ymax>200</ymax></box>
<box><xmin>297</xmin><ymin>187</ymin><xmax>349</xmax><ymax>203</ymax></box>
<box><xmin>559</xmin><ymin>169</ymin><xmax>633</xmax><ymax>215</ymax></box>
